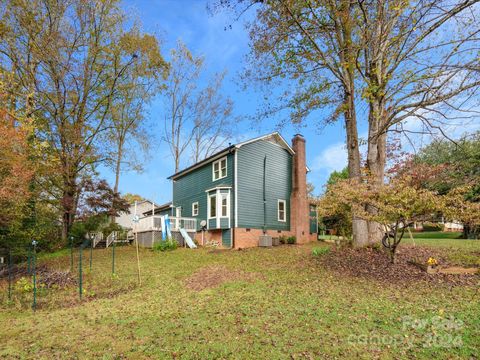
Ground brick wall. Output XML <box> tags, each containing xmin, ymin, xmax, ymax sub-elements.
<box><xmin>233</xmin><ymin>227</ymin><xmax>316</xmax><ymax>249</ymax></box>
<box><xmin>193</xmin><ymin>229</ymin><xmax>222</xmax><ymax>247</ymax></box>
<box><xmin>290</xmin><ymin>134</ymin><xmax>310</xmax><ymax>244</ymax></box>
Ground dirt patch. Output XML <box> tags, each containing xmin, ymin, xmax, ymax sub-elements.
<box><xmin>0</xmin><ymin>264</ymin><xmax>76</xmax><ymax>288</ymax></box>
<box><xmin>37</xmin><ymin>269</ymin><xmax>76</xmax><ymax>288</ymax></box>
<box><xmin>208</xmin><ymin>249</ymin><xmax>231</xmax><ymax>254</ymax></box>
<box><xmin>320</xmin><ymin>245</ymin><xmax>479</xmax><ymax>287</ymax></box>
<box><xmin>184</xmin><ymin>265</ymin><xmax>260</xmax><ymax>291</ymax></box>
<box><xmin>0</xmin><ymin>264</ymin><xmax>48</xmax><ymax>280</ymax></box>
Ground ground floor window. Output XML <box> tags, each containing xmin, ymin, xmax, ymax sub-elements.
<box><xmin>209</xmin><ymin>195</ymin><xmax>217</xmax><ymax>218</ymax></box>
<box><xmin>192</xmin><ymin>202</ymin><xmax>199</xmax><ymax>216</ymax></box>
<box><xmin>278</xmin><ymin>199</ymin><xmax>286</xmax><ymax>222</ymax></box>
<box><xmin>221</xmin><ymin>194</ymin><xmax>228</xmax><ymax>217</ymax></box>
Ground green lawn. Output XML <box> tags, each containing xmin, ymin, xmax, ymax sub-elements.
<box><xmin>1</xmin><ymin>241</ymin><xmax>479</xmax><ymax>359</ymax></box>
<box><xmin>410</xmin><ymin>231</ymin><xmax>462</xmax><ymax>239</ymax></box>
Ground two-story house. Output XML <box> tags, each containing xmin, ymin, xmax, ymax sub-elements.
<box><xmin>165</xmin><ymin>132</ymin><xmax>317</xmax><ymax>248</ymax></box>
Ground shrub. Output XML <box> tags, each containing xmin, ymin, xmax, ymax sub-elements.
<box><xmin>14</xmin><ymin>277</ymin><xmax>33</xmax><ymax>293</ymax></box>
<box><xmin>286</xmin><ymin>236</ymin><xmax>296</xmax><ymax>244</ymax></box>
<box><xmin>422</xmin><ymin>222</ymin><xmax>444</xmax><ymax>232</ymax></box>
<box><xmin>153</xmin><ymin>238</ymin><xmax>178</xmax><ymax>252</ymax></box>
<box><xmin>102</xmin><ymin>222</ymin><xmax>124</xmax><ymax>237</ymax></box>
<box><xmin>312</xmin><ymin>247</ymin><xmax>330</xmax><ymax>257</ymax></box>
<box><xmin>279</xmin><ymin>235</ymin><xmax>287</xmax><ymax>244</ymax></box>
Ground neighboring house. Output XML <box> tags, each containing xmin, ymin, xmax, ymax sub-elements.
<box><xmin>116</xmin><ymin>200</ymin><xmax>171</xmax><ymax>229</ymax></box>
<box><xmin>166</xmin><ymin>132</ymin><xmax>317</xmax><ymax>248</ymax></box>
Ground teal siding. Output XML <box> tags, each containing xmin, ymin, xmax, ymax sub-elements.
<box><xmin>237</xmin><ymin>141</ymin><xmax>292</xmax><ymax>230</ymax></box>
<box><xmin>156</xmin><ymin>209</ymin><xmax>171</xmax><ymax>217</ymax></box>
<box><xmin>220</xmin><ymin>218</ymin><xmax>229</xmax><ymax>228</ymax></box>
<box><xmin>222</xmin><ymin>229</ymin><xmax>231</xmax><ymax>247</ymax></box>
<box><xmin>309</xmin><ymin>204</ymin><xmax>318</xmax><ymax>234</ymax></box>
<box><xmin>208</xmin><ymin>219</ymin><xmax>216</xmax><ymax>229</ymax></box>
<box><xmin>173</xmin><ymin>154</ymin><xmax>233</xmax><ymax>231</ymax></box>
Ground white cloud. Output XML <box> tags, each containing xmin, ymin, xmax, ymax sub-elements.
<box><xmin>394</xmin><ymin>111</ymin><xmax>480</xmax><ymax>154</ymax></box>
<box><xmin>311</xmin><ymin>142</ymin><xmax>348</xmax><ymax>174</ymax></box>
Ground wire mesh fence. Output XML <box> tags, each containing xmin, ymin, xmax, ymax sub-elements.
<box><xmin>0</xmin><ymin>238</ymin><xmax>142</xmax><ymax>311</ymax></box>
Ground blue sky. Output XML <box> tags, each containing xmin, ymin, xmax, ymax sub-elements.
<box><xmin>99</xmin><ymin>0</ymin><xmax>478</xmax><ymax>205</ymax></box>
<box><xmin>97</xmin><ymin>0</ymin><xmax>358</xmax><ymax>205</ymax></box>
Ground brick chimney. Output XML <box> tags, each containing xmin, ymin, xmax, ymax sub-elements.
<box><xmin>290</xmin><ymin>134</ymin><xmax>309</xmax><ymax>243</ymax></box>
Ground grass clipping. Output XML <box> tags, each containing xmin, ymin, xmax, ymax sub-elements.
<box><xmin>185</xmin><ymin>265</ymin><xmax>260</xmax><ymax>291</ymax></box>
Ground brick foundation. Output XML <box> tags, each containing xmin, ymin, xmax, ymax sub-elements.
<box><xmin>193</xmin><ymin>229</ymin><xmax>222</xmax><ymax>247</ymax></box>
<box><xmin>191</xmin><ymin>227</ymin><xmax>316</xmax><ymax>249</ymax></box>
<box><xmin>233</xmin><ymin>227</ymin><xmax>316</xmax><ymax>249</ymax></box>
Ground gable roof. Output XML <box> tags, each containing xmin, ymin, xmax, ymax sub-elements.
<box><xmin>129</xmin><ymin>199</ymin><xmax>154</xmax><ymax>207</ymax></box>
<box><xmin>168</xmin><ymin>132</ymin><xmax>306</xmax><ymax>180</ymax></box>
<box><xmin>236</xmin><ymin>132</ymin><xmax>295</xmax><ymax>155</ymax></box>
<box><xmin>142</xmin><ymin>201</ymin><xmax>172</xmax><ymax>216</ymax></box>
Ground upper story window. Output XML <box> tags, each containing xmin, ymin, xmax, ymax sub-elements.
<box><xmin>212</xmin><ymin>157</ymin><xmax>227</xmax><ymax>181</ymax></box>
<box><xmin>192</xmin><ymin>202</ymin><xmax>199</xmax><ymax>216</ymax></box>
<box><xmin>278</xmin><ymin>200</ymin><xmax>287</xmax><ymax>222</ymax></box>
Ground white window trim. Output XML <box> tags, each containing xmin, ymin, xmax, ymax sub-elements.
<box><xmin>207</xmin><ymin>190</ymin><xmax>231</xmax><ymax>228</ymax></box>
<box><xmin>208</xmin><ymin>194</ymin><xmax>217</xmax><ymax>219</ymax></box>
<box><xmin>192</xmin><ymin>202</ymin><xmax>199</xmax><ymax>216</ymax></box>
<box><xmin>220</xmin><ymin>192</ymin><xmax>230</xmax><ymax>218</ymax></box>
<box><xmin>212</xmin><ymin>156</ymin><xmax>227</xmax><ymax>181</ymax></box>
<box><xmin>278</xmin><ymin>199</ymin><xmax>287</xmax><ymax>222</ymax></box>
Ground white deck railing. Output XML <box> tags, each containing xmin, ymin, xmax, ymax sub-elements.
<box><xmin>106</xmin><ymin>231</ymin><xmax>117</xmax><ymax>248</ymax></box>
<box><xmin>134</xmin><ymin>216</ymin><xmax>197</xmax><ymax>233</ymax></box>
<box><xmin>91</xmin><ymin>232</ymin><xmax>104</xmax><ymax>248</ymax></box>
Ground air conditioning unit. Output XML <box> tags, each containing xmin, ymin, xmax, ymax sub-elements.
<box><xmin>259</xmin><ymin>235</ymin><xmax>272</xmax><ymax>247</ymax></box>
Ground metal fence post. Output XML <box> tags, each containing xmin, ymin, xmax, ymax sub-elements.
<box><xmin>27</xmin><ymin>245</ymin><xmax>31</xmax><ymax>274</ymax></box>
<box><xmin>112</xmin><ymin>233</ymin><xmax>116</xmax><ymax>275</ymax></box>
<box><xmin>32</xmin><ymin>240</ymin><xmax>37</xmax><ymax>311</ymax></box>
<box><xmin>79</xmin><ymin>246</ymin><xmax>83</xmax><ymax>300</ymax></box>
<box><xmin>8</xmin><ymin>250</ymin><xmax>12</xmax><ymax>302</ymax></box>
<box><xmin>70</xmin><ymin>236</ymin><xmax>74</xmax><ymax>272</ymax></box>
<box><xmin>89</xmin><ymin>238</ymin><xmax>93</xmax><ymax>271</ymax></box>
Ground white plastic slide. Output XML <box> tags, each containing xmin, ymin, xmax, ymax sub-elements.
<box><xmin>160</xmin><ymin>216</ymin><xmax>166</xmax><ymax>240</ymax></box>
<box><xmin>179</xmin><ymin>228</ymin><xmax>197</xmax><ymax>249</ymax></box>
<box><xmin>164</xmin><ymin>214</ymin><xmax>172</xmax><ymax>238</ymax></box>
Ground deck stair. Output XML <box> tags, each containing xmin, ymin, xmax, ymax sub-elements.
<box><xmin>91</xmin><ymin>232</ymin><xmax>105</xmax><ymax>248</ymax></box>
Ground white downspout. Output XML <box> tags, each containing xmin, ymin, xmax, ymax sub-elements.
<box><xmin>234</xmin><ymin>149</ymin><xmax>238</xmax><ymax>227</ymax></box>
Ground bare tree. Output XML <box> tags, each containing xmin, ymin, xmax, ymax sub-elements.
<box><xmin>190</xmin><ymin>71</ymin><xmax>235</xmax><ymax>163</ymax></box>
<box><xmin>163</xmin><ymin>41</ymin><xmax>236</xmax><ymax>171</ymax></box>
<box><xmin>162</xmin><ymin>41</ymin><xmax>204</xmax><ymax>172</ymax></box>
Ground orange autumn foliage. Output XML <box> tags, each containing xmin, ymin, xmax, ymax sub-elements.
<box><xmin>0</xmin><ymin>109</ymin><xmax>34</xmax><ymax>227</ymax></box>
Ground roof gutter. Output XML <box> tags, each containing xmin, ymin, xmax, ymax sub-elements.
<box><xmin>168</xmin><ymin>145</ymin><xmax>235</xmax><ymax>180</ymax></box>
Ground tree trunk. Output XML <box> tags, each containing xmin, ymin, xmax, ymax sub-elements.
<box><xmin>366</xmin><ymin>91</ymin><xmax>387</xmax><ymax>245</ymax></box>
<box><xmin>340</xmin><ymin>2</ymin><xmax>369</xmax><ymax>248</ymax></box>
<box><xmin>174</xmin><ymin>147</ymin><xmax>180</xmax><ymax>173</ymax></box>
<box><xmin>111</xmin><ymin>142</ymin><xmax>123</xmax><ymax>224</ymax></box>
<box><xmin>344</xmin><ymin>87</ymin><xmax>369</xmax><ymax>247</ymax></box>
<box><xmin>61</xmin><ymin>178</ymin><xmax>77</xmax><ymax>243</ymax></box>
<box><xmin>390</xmin><ymin>246</ymin><xmax>397</xmax><ymax>264</ymax></box>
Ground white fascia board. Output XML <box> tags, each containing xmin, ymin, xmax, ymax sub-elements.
<box><xmin>205</xmin><ymin>186</ymin><xmax>232</xmax><ymax>193</ymax></box>
<box><xmin>235</xmin><ymin>131</ymin><xmax>295</xmax><ymax>155</ymax></box>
